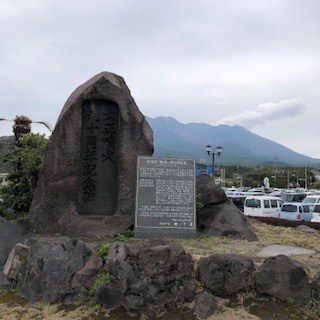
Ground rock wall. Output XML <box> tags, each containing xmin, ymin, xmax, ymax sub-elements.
<box><xmin>1</xmin><ymin>236</ymin><xmax>318</xmax><ymax>319</ymax></box>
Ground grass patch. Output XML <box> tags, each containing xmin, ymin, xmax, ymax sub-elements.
<box><xmin>174</xmin><ymin>219</ymin><xmax>320</xmax><ymax>277</ymax></box>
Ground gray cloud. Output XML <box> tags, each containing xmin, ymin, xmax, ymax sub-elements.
<box><xmin>0</xmin><ymin>0</ymin><xmax>319</xmax><ymax>157</ymax></box>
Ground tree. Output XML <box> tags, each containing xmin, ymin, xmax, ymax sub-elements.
<box><xmin>0</xmin><ymin>115</ymin><xmax>52</xmax><ymax>145</ymax></box>
<box><xmin>1</xmin><ymin>115</ymin><xmax>52</xmax><ymax>176</ymax></box>
<box><xmin>12</xmin><ymin>115</ymin><xmax>32</xmax><ymax>146</ymax></box>
<box><xmin>1</xmin><ymin>133</ymin><xmax>48</xmax><ymax>218</ymax></box>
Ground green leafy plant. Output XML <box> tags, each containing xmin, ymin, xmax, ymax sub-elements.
<box><xmin>196</xmin><ymin>193</ymin><xmax>204</xmax><ymax>210</ymax></box>
<box><xmin>98</xmin><ymin>242</ymin><xmax>111</xmax><ymax>260</ymax></box>
<box><xmin>286</xmin><ymin>296</ymin><xmax>295</xmax><ymax>305</ymax></box>
<box><xmin>91</xmin><ymin>272</ymin><xmax>112</xmax><ymax>291</ymax></box>
<box><xmin>116</xmin><ymin>229</ymin><xmax>134</xmax><ymax>241</ymax></box>
<box><xmin>94</xmin><ymin>303</ymin><xmax>102</xmax><ymax>312</ymax></box>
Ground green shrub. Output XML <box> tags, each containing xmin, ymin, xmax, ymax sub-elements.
<box><xmin>1</xmin><ymin>133</ymin><xmax>47</xmax><ymax>218</ymax></box>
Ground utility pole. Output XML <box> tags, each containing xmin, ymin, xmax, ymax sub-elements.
<box><xmin>305</xmin><ymin>163</ymin><xmax>308</xmax><ymax>190</ymax></box>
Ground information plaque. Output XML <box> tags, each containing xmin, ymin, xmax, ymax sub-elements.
<box><xmin>135</xmin><ymin>157</ymin><xmax>196</xmax><ymax>238</ymax></box>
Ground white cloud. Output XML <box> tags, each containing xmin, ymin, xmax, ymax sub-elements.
<box><xmin>216</xmin><ymin>98</ymin><xmax>305</xmax><ymax>129</ymax></box>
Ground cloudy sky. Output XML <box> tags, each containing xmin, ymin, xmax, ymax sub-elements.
<box><xmin>1</xmin><ymin>0</ymin><xmax>319</xmax><ymax>159</ymax></box>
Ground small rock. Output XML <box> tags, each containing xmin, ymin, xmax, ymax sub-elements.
<box><xmin>194</xmin><ymin>291</ymin><xmax>218</xmax><ymax>319</ymax></box>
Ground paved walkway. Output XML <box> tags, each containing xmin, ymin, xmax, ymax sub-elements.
<box><xmin>255</xmin><ymin>244</ymin><xmax>316</xmax><ymax>257</ymax></box>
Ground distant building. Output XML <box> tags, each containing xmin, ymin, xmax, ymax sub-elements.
<box><xmin>0</xmin><ymin>173</ymin><xmax>9</xmax><ymax>187</ymax></box>
<box><xmin>311</xmin><ymin>169</ymin><xmax>320</xmax><ymax>181</ymax></box>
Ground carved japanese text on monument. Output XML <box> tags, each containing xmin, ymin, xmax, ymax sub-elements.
<box><xmin>77</xmin><ymin>99</ymin><xmax>119</xmax><ymax>215</ymax></box>
<box><xmin>135</xmin><ymin>157</ymin><xmax>196</xmax><ymax>229</ymax></box>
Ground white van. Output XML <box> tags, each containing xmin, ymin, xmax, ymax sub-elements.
<box><xmin>243</xmin><ymin>196</ymin><xmax>284</xmax><ymax>218</ymax></box>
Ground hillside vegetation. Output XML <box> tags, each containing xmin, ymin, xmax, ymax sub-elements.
<box><xmin>0</xmin><ymin>136</ymin><xmax>14</xmax><ymax>172</ymax></box>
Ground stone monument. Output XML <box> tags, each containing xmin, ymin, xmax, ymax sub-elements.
<box><xmin>29</xmin><ymin>72</ymin><xmax>154</xmax><ymax>237</ymax></box>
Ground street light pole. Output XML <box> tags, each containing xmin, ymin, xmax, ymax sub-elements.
<box><xmin>206</xmin><ymin>144</ymin><xmax>222</xmax><ymax>180</ymax></box>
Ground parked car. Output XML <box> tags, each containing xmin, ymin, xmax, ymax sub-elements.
<box><xmin>242</xmin><ymin>188</ymin><xmax>266</xmax><ymax>197</ymax></box>
<box><xmin>279</xmin><ymin>203</ymin><xmax>312</xmax><ymax>221</ymax></box>
<box><xmin>311</xmin><ymin>204</ymin><xmax>320</xmax><ymax>223</ymax></box>
<box><xmin>243</xmin><ymin>196</ymin><xmax>284</xmax><ymax>218</ymax></box>
<box><xmin>228</xmin><ymin>194</ymin><xmax>247</xmax><ymax>212</ymax></box>
<box><xmin>281</xmin><ymin>192</ymin><xmax>308</xmax><ymax>203</ymax></box>
<box><xmin>301</xmin><ymin>195</ymin><xmax>320</xmax><ymax>211</ymax></box>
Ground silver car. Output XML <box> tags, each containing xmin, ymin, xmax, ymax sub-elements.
<box><xmin>311</xmin><ymin>204</ymin><xmax>320</xmax><ymax>223</ymax></box>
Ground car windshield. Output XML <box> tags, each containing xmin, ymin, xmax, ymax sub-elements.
<box><xmin>302</xmin><ymin>197</ymin><xmax>317</xmax><ymax>204</ymax></box>
<box><xmin>281</xmin><ymin>194</ymin><xmax>307</xmax><ymax>202</ymax></box>
<box><xmin>281</xmin><ymin>205</ymin><xmax>297</xmax><ymax>212</ymax></box>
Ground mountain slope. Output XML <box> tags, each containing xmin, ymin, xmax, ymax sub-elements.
<box><xmin>1</xmin><ymin>118</ymin><xmax>319</xmax><ymax>168</ymax></box>
<box><xmin>146</xmin><ymin>116</ymin><xmax>320</xmax><ymax>166</ymax></box>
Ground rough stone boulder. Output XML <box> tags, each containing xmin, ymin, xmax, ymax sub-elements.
<box><xmin>3</xmin><ymin>243</ymin><xmax>30</xmax><ymax>281</ymax></box>
<box><xmin>194</xmin><ymin>291</ymin><xmax>218</xmax><ymax>320</ymax></box>
<box><xmin>198</xmin><ymin>254</ymin><xmax>255</xmax><ymax>297</ymax></box>
<box><xmin>28</xmin><ymin>72</ymin><xmax>153</xmax><ymax>238</ymax></box>
<box><xmin>255</xmin><ymin>254</ymin><xmax>311</xmax><ymax>304</ymax></box>
<box><xmin>198</xmin><ymin>202</ymin><xmax>258</xmax><ymax>241</ymax></box>
<box><xmin>97</xmin><ymin>241</ymin><xmax>195</xmax><ymax>316</ymax></box>
<box><xmin>14</xmin><ymin>237</ymin><xmax>96</xmax><ymax>303</ymax></box>
<box><xmin>197</xmin><ymin>175</ymin><xmax>257</xmax><ymax>241</ymax></box>
<box><xmin>196</xmin><ymin>175</ymin><xmax>227</xmax><ymax>205</ymax></box>
<box><xmin>0</xmin><ymin>217</ymin><xmax>29</xmax><ymax>267</ymax></box>
<box><xmin>311</xmin><ymin>272</ymin><xmax>320</xmax><ymax>302</ymax></box>
<box><xmin>0</xmin><ymin>217</ymin><xmax>29</xmax><ymax>288</ymax></box>
<box><xmin>71</xmin><ymin>250</ymin><xmax>104</xmax><ymax>299</ymax></box>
